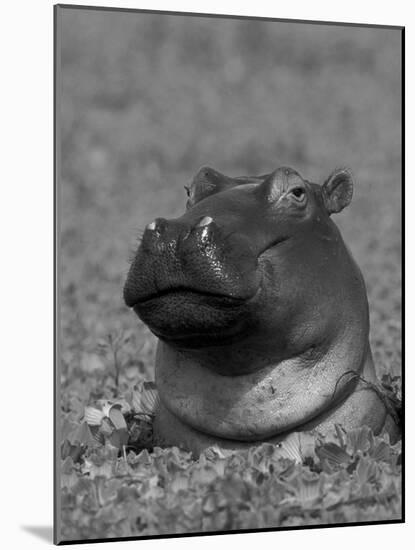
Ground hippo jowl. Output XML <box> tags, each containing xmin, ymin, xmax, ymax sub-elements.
<box><xmin>124</xmin><ymin>166</ymin><xmax>400</xmax><ymax>455</ymax></box>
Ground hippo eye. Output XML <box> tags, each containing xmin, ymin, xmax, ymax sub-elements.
<box><xmin>184</xmin><ymin>185</ymin><xmax>190</xmax><ymax>197</ymax></box>
<box><xmin>289</xmin><ymin>187</ymin><xmax>306</xmax><ymax>201</ymax></box>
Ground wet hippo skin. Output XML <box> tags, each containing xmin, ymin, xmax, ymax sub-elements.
<box><xmin>124</xmin><ymin>166</ymin><xmax>400</xmax><ymax>455</ymax></box>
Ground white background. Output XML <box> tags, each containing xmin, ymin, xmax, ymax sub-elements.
<box><xmin>1</xmin><ymin>0</ymin><xmax>411</xmax><ymax>548</ymax></box>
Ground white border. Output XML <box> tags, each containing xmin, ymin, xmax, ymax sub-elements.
<box><xmin>2</xmin><ymin>1</ymin><xmax>411</xmax><ymax>548</ymax></box>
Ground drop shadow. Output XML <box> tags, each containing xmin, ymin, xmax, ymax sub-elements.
<box><xmin>21</xmin><ymin>525</ymin><xmax>53</xmax><ymax>543</ymax></box>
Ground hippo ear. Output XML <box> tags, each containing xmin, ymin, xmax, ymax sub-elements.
<box><xmin>322</xmin><ymin>169</ymin><xmax>354</xmax><ymax>215</ymax></box>
<box><xmin>186</xmin><ymin>166</ymin><xmax>235</xmax><ymax>208</ymax></box>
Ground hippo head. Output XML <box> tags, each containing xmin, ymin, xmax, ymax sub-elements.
<box><xmin>124</xmin><ymin>166</ymin><xmax>362</xmax><ymax>375</ymax></box>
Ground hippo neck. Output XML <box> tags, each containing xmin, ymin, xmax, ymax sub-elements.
<box><xmin>155</xmin><ymin>323</ymin><xmax>372</xmax><ymax>442</ymax></box>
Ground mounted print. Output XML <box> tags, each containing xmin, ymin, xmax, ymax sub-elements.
<box><xmin>54</xmin><ymin>4</ymin><xmax>404</xmax><ymax>544</ymax></box>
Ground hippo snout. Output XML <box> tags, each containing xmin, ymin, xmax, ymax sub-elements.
<box><xmin>124</xmin><ymin>213</ymin><xmax>261</xmax><ymax>346</ymax></box>
<box><xmin>137</xmin><ymin>215</ymin><xmax>220</xmax><ymax>271</ymax></box>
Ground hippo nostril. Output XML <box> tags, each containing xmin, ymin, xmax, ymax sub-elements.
<box><xmin>197</xmin><ymin>216</ymin><xmax>213</xmax><ymax>227</ymax></box>
<box><xmin>146</xmin><ymin>221</ymin><xmax>157</xmax><ymax>231</ymax></box>
<box><xmin>145</xmin><ymin>218</ymin><xmax>169</xmax><ymax>236</ymax></box>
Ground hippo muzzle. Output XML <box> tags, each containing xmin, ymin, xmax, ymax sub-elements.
<box><xmin>124</xmin><ymin>166</ymin><xmax>400</xmax><ymax>453</ymax></box>
<box><xmin>123</xmin><ymin>209</ymin><xmax>265</xmax><ymax>346</ymax></box>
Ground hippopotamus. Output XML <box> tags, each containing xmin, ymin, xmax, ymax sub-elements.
<box><xmin>124</xmin><ymin>165</ymin><xmax>400</xmax><ymax>455</ymax></box>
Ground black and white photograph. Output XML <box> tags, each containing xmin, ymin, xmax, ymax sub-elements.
<box><xmin>55</xmin><ymin>4</ymin><xmax>403</xmax><ymax>544</ymax></box>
